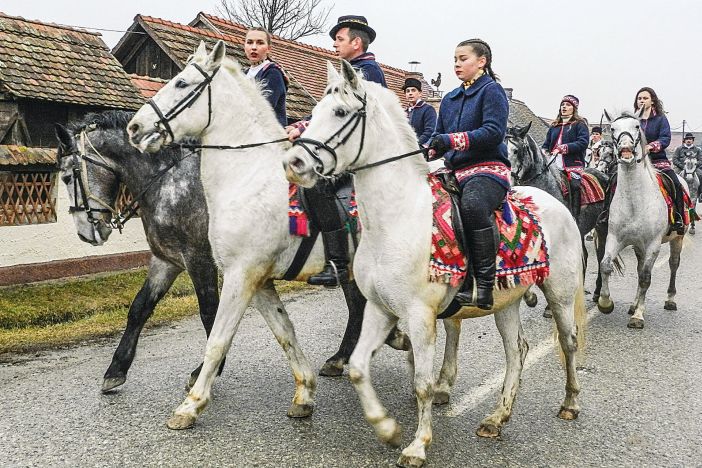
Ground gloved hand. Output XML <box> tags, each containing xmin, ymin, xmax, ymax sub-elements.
<box><xmin>428</xmin><ymin>134</ymin><xmax>451</xmax><ymax>159</ymax></box>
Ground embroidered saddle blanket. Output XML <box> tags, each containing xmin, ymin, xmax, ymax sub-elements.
<box><xmin>656</xmin><ymin>173</ymin><xmax>699</xmax><ymax>226</ymax></box>
<box><xmin>288</xmin><ymin>183</ymin><xmax>358</xmax><ymax>236</ymax></box>
<box><xmin>560</xmin><ymin>168</ymin><xmax>605</xmax><ymax>205</ymax></box>
<box><xmin>428</xmin><ymin>173</ymin><xmax>550</xmax><ymax>289</ymax></box>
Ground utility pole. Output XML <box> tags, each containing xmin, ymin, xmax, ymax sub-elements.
<box><xmin>682</xmin><ymin>119</ymin><xmax>686</xmax><ymax>135</ymax></box>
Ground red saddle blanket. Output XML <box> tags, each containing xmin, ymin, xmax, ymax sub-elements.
<box><xmin>429</xmin><ymin>174</ymin><xmax>550</xmax><ymax>288</ymax></box>
<box><xmin>560</xmin><ymin>169</ymin><xmax>605</xmax><ymax>205</ymax></box>
<box><xmin>288</xmin><ymin>184</ymin><xmax>358</xmax><ymax>236</ymax></box>
<box><xmin>656</xmin><ymin>174</ymin><xmax>699</xmax><ymax>226</ymax></box>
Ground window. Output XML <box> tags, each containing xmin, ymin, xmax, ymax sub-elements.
<box><xmin>0</xmin><ymin>171</ymin><xmax>58</xmax><ymax>225</ymax></box>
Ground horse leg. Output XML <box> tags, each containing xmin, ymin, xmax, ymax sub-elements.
<box><xmin>434</xmin><ymin>318</ymin><xmax>461</xmax><ymax>405</ymax></box>
<box><xmin>319</xmin><ymin>279</ymin><xmax>365</xmax><ymax>376</ymax></box>
<box><xmin>102</xmin><ymin>257</ymin><xmax>181</xmax><ymax>393</ymax></box>
<box><xmin>253</xmin><ymin>280</ymin><xmax>316</xmax><ymax>417</ymax></box>
<box><xmin>592</xmin><ymin>222</ymin><xmax>608</xmax><ymax>303</ymax></box>
<box><xmin>627</xmin><ymin>245</ymin><xmax>660</xmax><ymax>329</ymax></box>
<box><xmin>167</xmin><ymin>270</ymin><xmax>258</xmax><ymax>430</ymax></box>
<box><xmin>398</xmin><ymin>303</ymin><xmax>438</xmax><ymax>468</ymax></box>
<box><xmin>476</xmin><ymin>302</ymin><xmax>527</xmax><ymax>438</ymax></box>
<box><xmin>664</xmin><ymin>236</ymin><xmax>683</xmax><ymax>311</ymax></box>
<box><xmin>348</xmin><ymin>302</ymin><xmax>401</xmax><ymax>447</ymax></box>
<box><xmin>186</xmin><ymin>258</ymin><xmax>222</xmax><ymax>390</ymax></box>
<box><xmin>597</xmin><ymin>235</ymin><xmax>620</xmax><ymax>314</ymax></box>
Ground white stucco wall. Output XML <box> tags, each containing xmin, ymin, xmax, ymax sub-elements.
<box><xmin>0</xmin><ymin>179</ymin><xmax>149</xmax><ymax>268</ymax></box>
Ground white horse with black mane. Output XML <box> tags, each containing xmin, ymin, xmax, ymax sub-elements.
<box><xmin>596</xmin><ymin>110</ymin><xmax>688</xmax><ymax>328</ymax></box>
<box><xmin>285</xmin><ymin>58</ymin><xmax>586</xmax><ymax>467</ymax></box>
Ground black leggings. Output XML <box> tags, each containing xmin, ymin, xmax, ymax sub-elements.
<box><xmin>460</xmin><ymin>177</ymin><xmax>508</xmax><ymax>230</ymax></box>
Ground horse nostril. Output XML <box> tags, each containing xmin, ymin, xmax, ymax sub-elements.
<box><xmin>290</xmin><ymin>157</ymin><xmax>305</xmax><ymax>172</ymax></box>
<box><xmin>128</xmin><ymin>122</ymin><xmax>140</xmax><ymax>136</ymax></box>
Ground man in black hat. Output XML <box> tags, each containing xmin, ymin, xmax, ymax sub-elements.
<box><xmin>283</xmin><ymin>15</ymin><xmax>387</xmax><ymax>287</ymax></box>
<box><xmin>586</xmin><ymin>125</ymin><xmax>603</xmax><ymax>167</ymax></box>
<box><xmin>673</xmin><ymin>132</ymin><xmax>702</xmax><ymax>194</ymax></box>
<box><xmin>403</xmin><ymin>77</ymin><xmax>437</xmax><ymax>145</ymax></box>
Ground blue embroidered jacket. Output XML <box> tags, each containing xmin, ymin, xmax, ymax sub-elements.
<box><xmin>542</xmin><ymin>120</ymin><xmax>589</xmax><ymax>168</ymax></box>
<box><xmin>432</xmin><ymin>74</ymin><xmax>510</xmax><ymax>170</ymax></box>
<box><xmin>407</xmin><ymin>101</ymin><xmax>437</xmax><ymax>145</ymax></box>
<box><xmin>640</xmin><ymin>111</ymin><xmax>671</xmax><ymax>163</ymax></box>
<box><xmin>250</xmin><ymin>62</ymin><xmax>288</xmax><ymax>126</ymax></box>
<box><xmin>350</xmin><ymin>52</ymin><xmax>387</xmax><ymax>88</ymax></box>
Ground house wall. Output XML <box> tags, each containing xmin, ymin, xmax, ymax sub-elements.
<box><xmin>0</xmin><ymin>176</ymin><xmax>149</xmax><ymax>268</ymax></box>
<box><xmin>122</xmin><ymin>39</ymin><xmax>177</xmax><ymax>80</ymax></box>
<box><xmin>18</xmin><ymin>100</ymin><xmax>102</xmax><ymax>147</ymax></box>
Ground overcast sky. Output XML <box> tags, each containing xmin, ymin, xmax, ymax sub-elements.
<box><xmin>3</xmin><ymin>1</ymin><xmax>701</xmax><ymax>132</ymax></box>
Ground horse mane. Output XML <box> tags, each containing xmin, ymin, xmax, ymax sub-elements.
<box><xmin>327</xmin><ymin>75</ymin><xmax>428</xmax><ymax>175</ymax></box>
<box><xmin>68</xmin><ymin>110</ymin><xmax>135</xmax><ymax>134</ymax></box>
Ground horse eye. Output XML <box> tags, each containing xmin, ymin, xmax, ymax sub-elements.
<box><xmin>175</xmin><ymin>79</ymin><xmax>188</xmax><ymax>89</ymax></box>
<box><xmin>335</xmin><ymin>108</ymin><xmax>348</xmax><ymax>118</ymax></box>
<box><xmin>61</xmin><ymin>174</ymin><xmax>71</xmax><ymax>184</ymax></box>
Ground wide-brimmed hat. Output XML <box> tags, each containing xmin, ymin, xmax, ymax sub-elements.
<box><xmin>329</xmin><ymin>15</ymin><xmax>376</xmax><ymax>43</ymax></box>
<box><xmin>402</xmin><ymin>77</ymin><xmax>422</xmax><ymax>91</ymax></box>
<box><xmin>684</xmin><ymin>132</ymin><xmax>695</xmax><ymax>140</ymax></box>
<box><xmin>561</xmin><ymin>94</ymin><xmax>579</xmax><ymax>109</ymax></box>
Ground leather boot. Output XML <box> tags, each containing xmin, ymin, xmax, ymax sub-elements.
<box><xmin>672</xmin><ymin>190</ymin><xmax>685</xmax><ymax>235</ymax></box>
<box><xmin>455</xmin><ymin>226</ymin><xmax>497</xmax><ymax>310</ymax></box>
<box><xmin>308</xmin><ymin>228</ymin><xmax>349</xmax><ymax>287</ymax></box>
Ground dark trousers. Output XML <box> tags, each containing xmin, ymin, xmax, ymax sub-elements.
<box><xmin>460</xmin><ymin>177</ymin><xmax>508</xmax><ymax>230</ymax></box>
<box><xmin>661</xmin><ymin>168</ymin><xmax>686</xmax><ymax>221</ymax></box>
<box><xmin>304</xmin><ymin>179</ymin><xmax>344</xmax><ymax>231</ymax></box>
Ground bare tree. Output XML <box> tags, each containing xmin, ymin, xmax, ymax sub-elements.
<box><xmin>217</xmin><ymin>0</ymin><xmax>333</xmax><ymax>41</ymax></box>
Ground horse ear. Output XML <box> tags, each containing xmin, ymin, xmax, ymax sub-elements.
<box><xmin>635</xmin><ymin>107</ymin><xmax>645</xmax><ymax>119</ymax></box>
<box><xmin>194</xmin><ymin>41</ymin><xmax>208</xmax><ymax>60</ymax></box>
<box><xmin>205</xmin><ymin>40</ymin><xmax>226</xmax><ymax>70</ymax></box>
<box><xmin>340</xmin><ymin>59</ymin><xmax>359</xmax><ymax>89</ymax></box>
<box><xmin>326</xmin><ymin>61</ymin><xmax>340</xmax><ymax>84</ymax></box>
<box><xmin>603</xmin><ymin>109</ymin><xmax>612</xmax><ymax>123</ymax></box>
<box><xmin>518</xmin><ymin>121</ymin><xmax>532</xmax><ymax>138</ymax></box>
<box><xmin>54</xmin><ymin>123</ymin><xmax>74</xmax><ymax>154</ymax></box>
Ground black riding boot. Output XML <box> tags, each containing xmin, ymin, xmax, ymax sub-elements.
<box><xmin>308</xmin><ymin>228</ymin><xmax>349</xmax><ymax>287</ymax></box>
<box><xmin>455</xmin><ymin>226</ymin><xmax>497</xmax><ymax>310</ymax></box>
<box><xmin>672</xmin><ymin>190</ymin><xmax>686</xmax><ymax>235</ymax></box>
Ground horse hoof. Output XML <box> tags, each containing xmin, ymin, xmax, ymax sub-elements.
<box><xmin>318</xmin><ymin>361</ymin><xmax>344</xmax><ymax>377</ymax></box>
<box><xmin>628</xmin><ymin>305</ymin><xmax>636</xmax><ymax>316</ymax></box>
<box><xmin>597</xmin><ymin>299</ymin><xmax>614</xmax><ymax>314</ymax></box>
<box><xmin>664</xmin><ymin>301</ymin><xmax>677</xmax><ymax>311</ymax></box>
<box><xmin>476</xmin><ymin>423</ymin><xmax>501</xmax><ymax>438</ymax></box>
<box><xmin>525</xmin><ymin>294</ymin><xmax>538</xmax><ymax>308</ymax></box>
<box><xmin>166</xmin><ymin>413</ymin><xmax>197</xmax><ymax>430</ymax></box>
<box><xmin>397</xmin><ymin>454</ymin><xmax>425</xmax><ymax>468</ymax></box>
<box><xmin>387</xmin><ymin>331</ymin><xmax>412</xmax><ymax>351</ymax></box>
<box><xmin>690</xmin><ymin>227</ymin><xmax>695</xmax><ymax>235</ymax></box>
<box><xmin>542</xmin><ymin>309</ymin><xmax>553</xmax><ymax>318</ymax></box>
<box><xmin>627</xmin><ymin>318</ymin><xmax>644</xmax><ymax>329</ymax></box>
<box><xmin>287</xmin><ymin>403</ymin><xmax>314</xmax><ymax>418</ymax></box>
<box><xmin>101</xmin><ymin>376</ymin><xmax>126</xmax><ymax>393</ymax></box>
<box><xmin>558</xmin><ymin>407</ymin><xmax>579</xmax><ymax>421</ymax></box>
<box><xmin>376</xmin><ymin>418</ymin><xmax>402</xmax><ymax>447</ymax></box>
<box><xmin>433</xmin><ymin>390</ymin><xmax>450</xmax><ymax>406</ymax></box>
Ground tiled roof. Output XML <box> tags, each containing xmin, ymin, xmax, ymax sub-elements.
<box><xmin>509</xmin><ymin>98</ymin><xmax>550</xmax><ymax>145</ymax></box>
<box><xmin>0</xmin><ymin>12</ymin><xmax>144</xmax><ymax>110</ymax></box>
<box><xmin>193</xmin><ymin>13</ymin><xmax>411</xmax><ymax>104</ymax></box>
<box><xmin>0</xmin><ymin>144</ymin><xmax>56</xmax><ymax>166</ymax></box>
<box><xmin>129</xmin><ymin>15</ymin><xmax>315</xmax><ymax>120</ymax></box>
<box><xmin>129</xmin><ymin>74</ymin><xmax>168</xmax><ymax>99</ymax></box>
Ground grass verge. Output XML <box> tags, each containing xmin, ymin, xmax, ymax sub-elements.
<box><xmin>0</xmin><ymin>268</ymin><xmax>307</xmax><ymax>356</ymax></box>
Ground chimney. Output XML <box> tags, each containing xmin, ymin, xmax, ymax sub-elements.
<box><xmin>504</xmin><ymin>87</ymin><xmax>514</xmax><ymax>100</ymax></box>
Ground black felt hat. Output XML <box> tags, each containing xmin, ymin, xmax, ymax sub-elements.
<box><xmin>591</xmin><ymin>126</ymin><xmax>602</xmax><ymax>134</ymax></box>
<box><xmin>402</xmin><ymin>77</ymin><xmax>422</xmax><ymax>91</ymax></box>
<box><xmin>329</xmin><ymin>15</ymin><xmax>376</xmax><ymax>43</ymax></box>
<box><xmin>684</xmin><ymin>132</ymin><xmax>695</xmax><ymax>140</ymax></box>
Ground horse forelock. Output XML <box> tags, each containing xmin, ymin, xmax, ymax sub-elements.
<box><xmin>67</xmin><ymin>110</ymin><xmax>135</xmax><ymax>135</ymax></box>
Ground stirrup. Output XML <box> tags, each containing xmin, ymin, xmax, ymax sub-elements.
<box><xmin>307</xmin><ymin>260</ymin><xmax>342</xmax><ymax>288</ymax></box>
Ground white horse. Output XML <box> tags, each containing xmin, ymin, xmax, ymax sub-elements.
<box><xmin>597</xmin><ymin>111</ymin><xmax>687</xmax><ymax>327</ymax></box>
<box><xmin>285</xmin><ymin>60</ymin><xmax>586</xmax><ymax>468</ymax></box>
<box><xmin>125</xmin><ymin>41</ymin><xmax>412</xmax><ymax>430</ymax></box>
<box><xmin>681</xmin><ymin>156</ymin><xmax>699</xmax><ymax>234</ymax></box>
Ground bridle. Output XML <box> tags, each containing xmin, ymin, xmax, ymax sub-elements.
<box><xmin>64</xmin><ymin>129</ymin><xmax>196</xmax><ymax>232</ymax></box>
<box><xmin>506</xmin><ymin>133</ymin><xmax>553</xmax><ymax>185</ymax></box>
<box><xmin>148</xmin><ymin>62</ymin><xmax>220</xmax><ymax>143</ymax></box>
<box><xmin>610</xmin><ymin>116</ymin><xmax>643</xmax><ymax>164</ymax></box>
<box><xmin>292</xmin><ymin>92</ymin><xmax>368</xmax><ymax>177</ymax></box>
<box><xmin>291</xmin><ymin>90</ymin><xmax>427</xmax><ymax>177</ymax></box>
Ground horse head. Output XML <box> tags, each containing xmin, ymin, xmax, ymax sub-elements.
<box><xmin>285</xmin><ymin>60</ymin><xmax>420</xmax><ymax>188</ymax></box>
<box><xmin>506</xmin><ymin>122</ymin><xmax>535</xmax><ymax>183</ymax></box>
<box><xmin>128</xmin><ymin>41</ymin><xmax>227</xmax><ymax>153</ymax></box>
<box><xmin>595</xmin><ymin>140</ymin><xmax>616</xmax><ymax>174</ymax></box>
<box><xmin>603</xmin><ymin>109</ymin><xmax>647</xmax><ymax>165</ymax></box>
<box><xmin>684</xmin><ymin>155</ymin><xmax>698</xmax><ymax>179</ymax></box>
<box><xmin>55</xmin><ymin>122</ymin><xmax>119</xmax><ymax>245</ymax></box>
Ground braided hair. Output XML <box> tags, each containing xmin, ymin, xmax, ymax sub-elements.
<box><xmin>457</xmin><ymin>38</ymin><xmax>499</xmax><ymax>81</ymax></box>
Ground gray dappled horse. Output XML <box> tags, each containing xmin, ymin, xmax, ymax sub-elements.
<box><xmin>678</xmin><ymin>156</ymin><xmax>699</xmax><ymax>234</ymax></box>
<box><xmin>55</xmin><ymin>110</ymin><xmax>390</xmax><ymax>393</ymax></box>
<box><xmin>506</xmin><ymin>124</ymin><xmax>609</xmax><ymax>311</ymax></box>
<box><xmin>596</xmin><ymin>111</ymin><xmax>687</xmax><ymax>328</ymax></box>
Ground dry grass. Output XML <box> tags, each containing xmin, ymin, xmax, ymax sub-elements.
<box><xmin>0</xmin><ymin>269</ymin><xmax>307</xmax><ymax>355</ymax></box>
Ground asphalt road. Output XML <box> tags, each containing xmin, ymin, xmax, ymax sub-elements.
<box><xmin>1</xmin><ymin>237</ymin><xmax>701</xmax><ymax>467</ymax></box>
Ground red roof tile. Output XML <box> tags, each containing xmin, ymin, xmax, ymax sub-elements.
<box><xmin>0</xmin><ymin>12</ymin><xmax>144</xmax><ymax>110</ymax></box>
<box><xmin>129</xmin><ymin>74</ymin><xmax>167</xmax><ymax>99</ymax></box>
<box><xmin>0</xmin><ymin>144</ymin><xmax>56</xmax><ymax>166</ymax></box>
